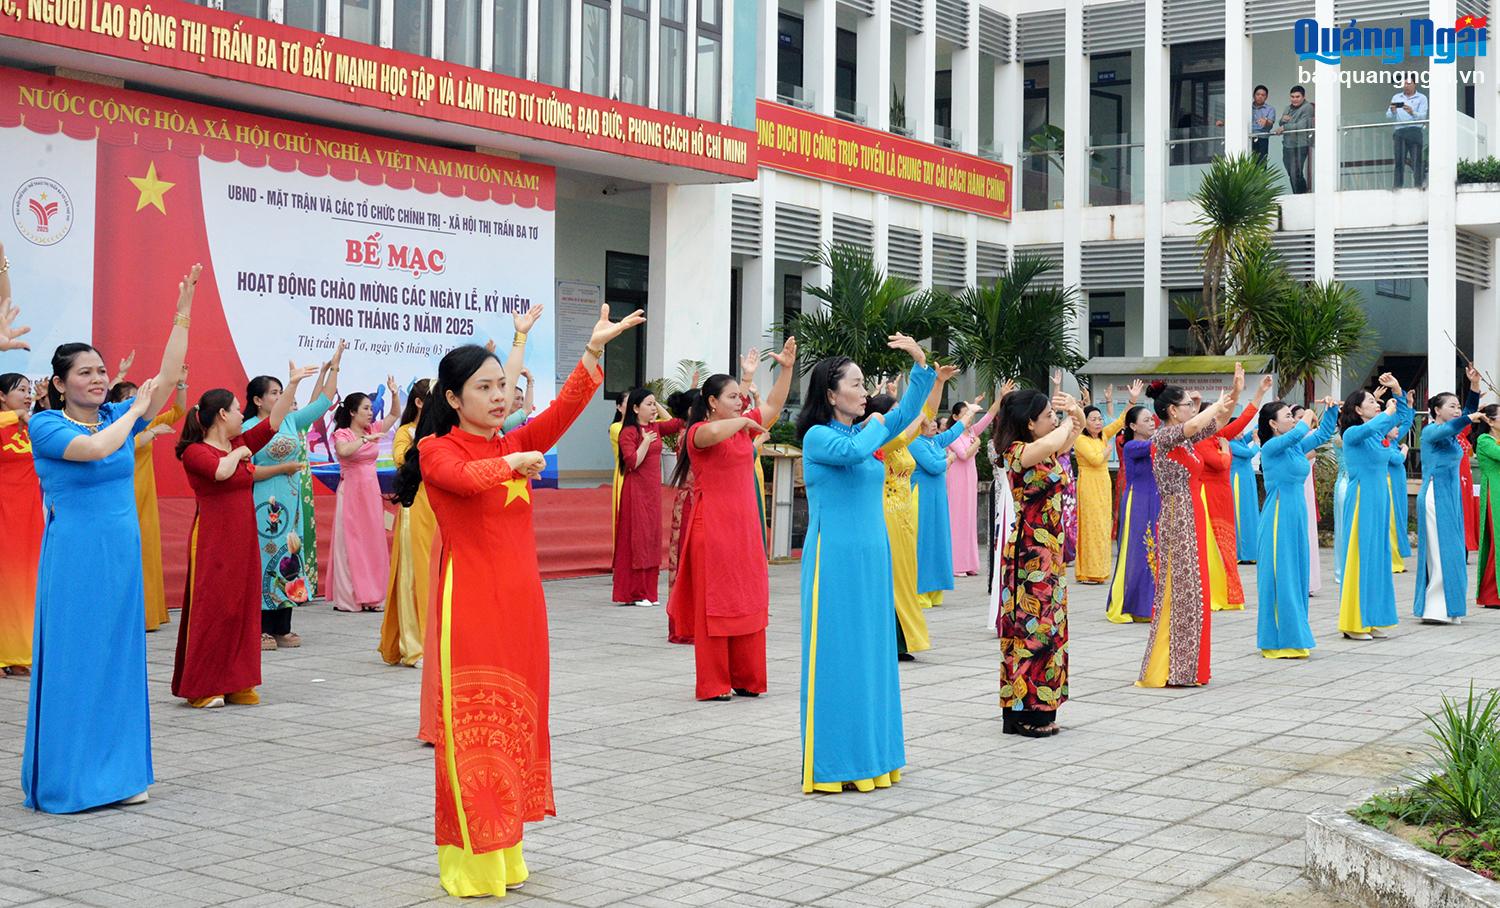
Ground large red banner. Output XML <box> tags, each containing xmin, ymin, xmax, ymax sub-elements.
<box><xmin>0</xmin><ymin>0</ymin><xmax>755</xmax><ymax>179</ymax></box>
<box><xmin>755</xmin><ymin>100</ymin><xmax>1012</xmax><ymax>220</ymax></box>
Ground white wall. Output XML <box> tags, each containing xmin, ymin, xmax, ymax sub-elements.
<box><xmin>552</xmin><ymin>194</ymin><xmax>650</xmax><ymax>480</ymax></box>
<box><xmin>1340</xmin><ymin>278</ymin><xmax>1429</xmax><ymax>387</ymax></box>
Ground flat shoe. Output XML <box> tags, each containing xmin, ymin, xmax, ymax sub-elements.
<box><xmin>188</xmin><ymin>696</ymin><xmax>225</xmax><ymax>709</ymax></box>
<box><xmin>273</xmin><ymin>633</ymin><xmax>301</xmax><ymax>648</ymax></box>
<box><xmin>732</xmin><ymin>688</ymin><xmax>760</xmax><ymax>698</ymax></box>
<box><xmin>117</xmin><ymin>791</ymin><xmax>149</xmax><ymax>805</ymax></box>
<box><xmin>261</xmin><ymin>634</ymin><xmax>278</xmax><ymax>651</ymax></box>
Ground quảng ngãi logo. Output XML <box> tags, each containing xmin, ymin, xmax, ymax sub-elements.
<box><xmin>1295</xmin><ymin>16</ymin><xmax>1487</xmax><ymax>64</ymax></box>
<box><xmin>12</xmin><ymin>177</ymin><xmax>74</xmax><ymax>246</ymax></box>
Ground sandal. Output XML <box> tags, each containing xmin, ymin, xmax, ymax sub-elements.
<box><xmin>261</xmin><ymin>634</ymin><xmax>278</xmax><ymax>651</ymax></box>
<box><xmin>732</xmin><ymin>688</ymin><xmax>760</xmax><ymax>698</ymax></box>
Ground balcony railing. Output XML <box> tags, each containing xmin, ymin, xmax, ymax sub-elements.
<box><xmin>1019</xmin><ymin>151</ymin><xmax>1062</xmax><ymax>211</ymax></box>
<box><xmin>776</xmin><ymin>82</ymin><xmax>815</xmax><ymax>111</ymax></box>
<box><xmin>1165</xmin><ymin>126</ymin><xmax>1224</xmax><ymax>202</ymax></box>
<box><xmin>1339</xmin><ymin>116</ymin><xmax>1428</xmax><ymax>190</ymax></box>
<box><xmin>1460</xmin><ymin>111</ymin><xmax>1489</xmax><ymax>161</ymax></box>
<box><xmin>1087</xmin><ymin>134</ymin><xmax>1144</xmax><ymax>206</ymax></box>
<box><xmin>834</xmin><ymin>99</ymin><xmax>868</xmax><ymax>126</ymax></box>
<box><xmin>934</xmin><ymin>125</ymin><xmax>962</xmax><ymax>150</ymax></box>
<box><xmin>977</xmin><ymin>142</ymin><xmax>1004</xmax><ymax>162</ymax></box>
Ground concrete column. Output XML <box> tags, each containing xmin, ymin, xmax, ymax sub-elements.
<box><xmin>994</xmin><ymin>51</ymin><xmax>1018</xmax><ymax>162</ymax></box>
<box><xmin>1062</xmin><ymin>0</ymin><xmax>1085</xmax><ymax>319</ymax></box>
<box><xmin>648</xmin><ymin>184</ymin><xmax>734</xmax><ymax>376</ymax></box>
<box><xmin>568</xmin><ymin>0</ymin><xmax>583</xmax><ymax>90</ymax></box>
<box><xmin>1475</xmin><ymin>24</ymin><xmax>1500</xmax><ymax>148</ymax></box>
<box><xmin>1429</xmin><ymin>0</ymin><xmax>1459</xmax><ymax>394</ymax></box>
<box><xmin>525</xmin><ymin>0</ymin><xmax>539</xmax><ymax>81</ymax></box>
<box><xmin>608</xmin><ymin>0</ymin><xmax>622</xmax><ymax>99</ymax></box>
<box><xmin>1312</xmin><ymin>0</ymin><xmax>1338</xmax><ymax>244</ymax></box>
<box><xmin>952</xmin><ymin>32</ymin><xmax>979</xmax><ymax>153</ymax></box>
<box><xmin>907</xmin><ymin>5</ymin><xmax>937</xmax><ymax>143</ymax></box>
<box><xmin>873</xmin><ymin>193</ymin><xmax>891</xmax><ymax>271</ymax></box>
<box><xmin>1224</xmin><ymin>5</ymin><xmax>1249</xmax><ymax>158</ymax></box>
<box><xmin>1474</xmin><ymin>254</ymin><xmax>1500</xmax><ymax>392</ymax></box>
<box><xmin>741</xmin><ymin>179</ymin><xmax>778</xmax><ymax>388</ymax></box>
<box><xmin>685</xmin><ymin>0</ymin><xmax>698</xmax><ymax>116</ymax></box>
<box><xmin>919</xmin><ymin>205</ymin><xmax>935</xmax><ymax>290</ymax></box>
<box><xmin>757</xmin><ymin>0</ymin><xmax>779</xmax><ymax>99</ymax></box>
<box><xmin>861</xmin><ymin>0</ymin><xmax>893</xmax><ymax>130</ymax></box>
<box><xmin>1141</xmin><ymin>2</ymin><xmax>1167</xmax><ymax>356</ymax></box>
<box><xmin>807</xmin><ymin>0</ymin><xmax>836</xmax><ymax>117</ymax></box>
<box><xmin>648</xmin><ymin>0</ymin><xmax>661</xmax><ymax>106</ymax></box>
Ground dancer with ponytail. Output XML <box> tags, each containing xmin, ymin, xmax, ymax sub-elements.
<box><xmin>1197</xmin><ymin>375</ymin><xmax>1273</xmax><ymax>611</ymax></box>
<box><xmin>612</xmin><ymin>387</ymin><xmax>685</xmax><ymax>607</ymax></box>
<box><xmin>1137</xmin><ymin>368</ymin><xmax>1239</xmax><ymax>688</ymax></box>
<box><xmin>24</xmin><ymin>264</ymin><xmax>196</xmax><ymax>812</ymax></box>
<box><xmin>1105</xmin><ymin>403</ymin><xmax>1160</xmax><ymax>624</ymax></box>
<box><xmin>994</xmin><ymin>386</ymin><xmax>1085</xmax><ymax>736</ymax></box>
<box><xmin>668</xmin><ymin>337</ymin><xmax>796</xmax><ymax>700</ymax></box>
<box><xmin>1413</xmin><ymin>366</ymin><xmax>1483</xmax><ymax>624</ymax></box>
<box><xmin>246</xmin><ymin>343</ymin><xmax>342</xmax><ymax>649</ymax></box>
<box><xmin>329</xmin><ymin>379</ymin><xmax>402</xmax><ymax>612</ymax></box>
<box><xmin>173</xmin><ymin>366</ymin><xmax>320</xmax><ymax>709</ymax></box>
<box><xmin>796</xmin><ymin>334</ymin><xmax>934</xmax><ymax>794</ymax></box>
<box><xmin>1336</xmin><ymin>373</ymin><xmax>1413</xmax><ymax>639</ymax></box>
<box><xmin>393</xmin><ymin>305</ymin><xmax>642</xmax><ymax>896</ymax></box>
<box><xmin>111</xmin><ymin>365</ymin><xmax>188</xmax><ymax>631</ymax></box>
<box><xmin>1255</xmin><ymin>397</ymin><xmax>1339</xmax><ymax>658</ymax></box>
<box><xmin>380</xmin><ymin>378</ymin><xmax>436</xmax><ymax>666</ymax></box>
<box><xmin>1473</xmin><ymin>403</ymin><xmax>1500</xmax><ymax>609</ymax></box>
<box><xmin>0</xmin><ymin>372</ymin><xmax>40</xmax><ymax>677</ymax></box>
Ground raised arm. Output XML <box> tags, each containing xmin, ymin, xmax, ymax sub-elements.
<box><xmin>1018</xmin><ymin>394</ymin><xmax>1084</xmax><ymax>469</ymax></box>
<box><xmin>910</xmin><ymin>435</ymin><xmax>948</xmax><ymax>475</ymax></box>
<box><xmin>1100</xmin><ymin>407</ymin><xmax>1129</xmax><ymax>442</ymax></box>
<box><xmin>759</xmin><ymin>337</ymin><xmax>798</xmax><ymax>429</ymax></box>
<box><xmin>802</xmin><ymin>419</ymin><xmax>887</xmax><ymax>466</ymax></box>
<box><xmin>371</xmin><ymin>376</ymin><xmax>402</xmax><ymax>435</ymax></box>
<box><xmin>1296</xmin><ymin>404</ymin><xmax>1340</xmax><ymax>455</ymax></box>
<box><xmin>52</xmin><ymin>378</ymin><xmax>159</xmax><ymax>462</ymax></box>
<box><xmin>418</xmin><ymin>437</ymin><xmax>543</xmax><ymax>497</ymax></box>
<box><xmin>143</xmin><ymin>265</ymin><xmax>199</xmax><ymax>417</ymax></box>
<box><xmin>267</xmin><ymin>366</ymin><xmax>320</xmax><ymax>434</ymax></box>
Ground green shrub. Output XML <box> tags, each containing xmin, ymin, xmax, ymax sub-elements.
<box><xmin>1458</xmin><ymin>157</ymin><xmax>1500</xmax><ymax>185</ymax></box>
<box><xmin>1417</xmin><ymin>685</ymin><xmax>1500</xmax><ymax>828</ymax></box>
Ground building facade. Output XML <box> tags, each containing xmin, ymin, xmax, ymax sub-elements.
<box><xmin>1</xmin><ymin>0</ymin><xmax>1496</xmax><ymax>480</ymax></box>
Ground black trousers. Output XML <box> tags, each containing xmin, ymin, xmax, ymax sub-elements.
<box><xmin>1282</xmin><ymin>144</ymin><xmax>1311</xmax><ymax>194</ymax></box>
<box><xmin>1251</xmin><ymin>135</ymin><xmax>1269</xmax><ymax>160</ymax></box>
<box><xmin>1393</xmin><ymin>127</ymin><xmax>1424</xmax><ymax>188</ymax></box>
<box><xmin>261</xmin><ymin>607</ymin><xmax>293</xmax><ymax>636</ymax></box>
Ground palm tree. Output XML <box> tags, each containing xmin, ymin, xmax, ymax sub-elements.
<box><xmin>1249</xmin><ymin>279</ymin><xmax>1374</xmax><ymax>406</ymax></box>
<box><xmin>1178</xmin><ymin>153</ymin><xmax>1282</xmax><ymax>355</ymax></box>
<box><xmin>788</xmin><ymin>243</ymin><xmax>953</xmax><ymax>379</ymax></box>
<box><xmin>946</xmin><ymin>254</ymin><xmax>1085</xmax><ymax>391</ymax></box>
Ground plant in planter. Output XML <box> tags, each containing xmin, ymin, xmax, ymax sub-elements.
<box><xmin>890</xmin><ymin>85</ymin><xmax>906</xmax><ymax>134</ymax></box>
<box><xmin>1458</xmin><ymin>156</ymin><xmax>1500</xmax><ymax>185</ymax></box>
<box><xmin>644</xmin><ymin>358</ymin><xmax>709</xmax><ymax>453</ymax></box>
<box><xmin>945</xmin><ymin>253</ymin><xmax>1085</xmax><ymax>392</ymax></box>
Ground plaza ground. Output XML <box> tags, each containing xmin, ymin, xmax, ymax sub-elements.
<box><xmin>0</xmin><ymin>555</ymin><xmax>1485</xmax><ymax>907</ymax></box>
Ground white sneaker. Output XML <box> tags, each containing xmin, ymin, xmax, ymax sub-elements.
<box><xmin>1455</xmin><ymin>617</ymin><xmax>1464</xmax><ymax>625</ymax></box>
<box><xmin>1369</xmin><ymin>627</ymin><xmax>1388</xmax><ymax>638</ymax></box>
<box><xmin>646</xmin><ymin>600</ymin><xmax>661</xmax><ymax>608</ymax></box>
<box><xmin>118</xmin><ymin>791</ymin><xmax>149</xmax><ymax>805</ymax></box>
<box><xmin>1342</xmin><ymin>631</ymin><xmax>1373</xmax><ymax>641</ymax></box>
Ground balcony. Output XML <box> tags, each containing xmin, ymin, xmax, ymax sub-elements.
<box><xmin>1019</xmin><ymin>150</ymin><xmax>1062</xmax><ymax>211</ymax></box>
<box><xmin>1087</xmin><ymin>133</ymin><xmax>1144</xmax><ymax>206</ymax></box>
<box><xmin>934</xmin><ymin>125</ymin><xmax>962</xmax><ymax>151</ymax></box>
<box><xmin>1165</xmin><ymin>125</ymin><xmax>1224</xmax><ymax>202</ymax></box>
<box><xmin>1339</xmin><ymin>115</ymin><xmax>1427</xmax><ymax>191</ymax></box>
<box><xmin>834</xmin><ymin>98</ymin><xmax>868</xmax><ymax>126</ymax></box>
<box><xmin>777</xmin><ymin>82</ymin><xmax>815</xmax><ymax>111</ymax></box>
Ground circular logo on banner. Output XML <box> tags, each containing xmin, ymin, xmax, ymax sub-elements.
<box><xmin>12</xmin><ymin>178</ymin><xmax>74</xmax><ymax>247</ymax></box>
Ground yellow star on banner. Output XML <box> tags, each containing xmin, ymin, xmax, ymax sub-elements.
<box><xmin>128</xmin><ymin>162</ymin><xmax>175</xmax><ymax>214</ymax></box>
<box><xmin>502</xmin><ymin>477</ymin><xmax>531</xmax><ymax>506</ymax></box>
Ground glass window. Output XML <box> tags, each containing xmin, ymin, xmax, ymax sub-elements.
<box><xmin>445</xmin><ymin>0</ymin><xmax>479</xmax><ymax>67</ymax></box>
<box><xmin>582</xmin><ymin>1</ymin><xmax>610</xmax><ymax>97</ymax></box>
<box><xmin>699</xmin><ymin>0</ymin><xmax>720</xmax><ymax>29</ymax></box>
<box><xmin>538</xmin><ymin>0</ymin><xmax>569</xmax><ymax>87</ymax></box>
<box><xmin>621</xmin><ymin>12</ymin><xmax>650</xmax><ymax>106</ymax></box>
<box><xmin>393</xmin><ymin>0</ymin><xmax>431</xmax><ymax>55</ymax></box>
<box><xmin>622</xmin><ymin>0</ymin><xmax>647</xmax><ymax>9</ymax></box>
<box><xmin>284</xmin><ymin>0</ymin><xmax>324</xmax><ymax>31</ymax></box>
<box><xmin>661</xmin><ymin>0</ymin><xmax>685</xmax><ymax>23</ymax></box>
<box><xmin>341</xmin><ymin>0</ymin><xmax>379</xmax><ymax>44</ymax></box>
<box><xmin>492</xmin><ymin>0</ymin><xmax>524</xmax><ymax>77</ymax></box>
<box><xmin>604</xmin><ymin>253</ymin><xmax>649</xmax><ymax>397</ymax></box>
<box><xmin>659</xmin><ymin>25</ymin><xmax>685</xmax><ymax>114</ymax></box>
<box><xmin>223</xmin><ymin>0</ymin><xmax>269</xmax><ymax>19</ymax></box>
<box><xmin>696</xmin><ymin>33</ymin><xmax>720</xmax><ymax>121</ymax></box>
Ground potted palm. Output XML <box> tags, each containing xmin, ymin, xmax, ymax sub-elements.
<box><xmin>1248</xmin><ymin>273</ymin><xmax>1373</xmax><ymax>406</ymax></box>
<box><xmin>944</xmin><ymin>253</ymin><xmax>1086</xmax><ymax>391</ymax></box>
<box><xmin>645</xmin><ymin>358</ymin><xmax>709</xmax><ymax>480</ymax></box>
<box><xmin>787</xmin><ymin>243</ymin><xmax>953</xmax><ymax>381</ymax></box>
<box><xmin>1176</xmin><ymin>152</ymin><xmax>1281</xmax><ymax>355</ymax></box>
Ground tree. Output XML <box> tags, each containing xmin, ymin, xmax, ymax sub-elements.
<box><xmin>946</xmin><ymin>253</ymin><xmax>1086</xmax><ymax>392</ymax></box>
<box><xmin>788</xmin><ymin>243</ymin><xmax>953</xmax><ymax>379</ymax></box>
<box><xmin>1249</xmin><ymin>277</ymin><xmax>1374</xmax><ymax>406</ymax></box>
<box><xmin>1177</xmin><ymin>152</ymin><xmax>1282</xmax><ymax>355</ymax></box>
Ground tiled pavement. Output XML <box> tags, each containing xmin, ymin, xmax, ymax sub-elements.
<box><xmin>0</xmin><ymin>554</ymin><xmax>1487</xmax><ymax>907</ymax></box>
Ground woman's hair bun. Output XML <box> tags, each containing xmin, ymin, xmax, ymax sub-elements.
<box><xmin>1145</xmin><ymin>380</ymin><xmax>1167</xmax><ymax>400</ymax></box>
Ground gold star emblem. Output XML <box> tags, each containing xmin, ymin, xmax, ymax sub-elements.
<box><xmin>502</xmin><ymin>477</ymin><xmax>531</xmax><ymax>505</ymax></box>
<box><xmin>128</xmin><ymin>162</ymin><xmax>175</xmax><ymax>214</ymax></box>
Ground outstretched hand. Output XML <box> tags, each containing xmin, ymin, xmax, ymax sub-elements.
<box><xmin>887</xmin><ymin>333</ymin><xmax>926</xmax><ymax>367</ymax></box>
<box><xmin>739</xmin><ymin>347</ymin><xmax>760</xmax><ymax>379</ymax></box>
<box><xmin>514</xmin><ymin>303</ymin><xmax>545</xmax><ymax>336</ymax></box>
<box><xmin>128</xmin><ymin>378</ymin><xmax>160</xmax><ymax>416</ymax></box>
<box><xmin>769</xmin><ymin>336</ymin><xmax>797</xmax><ymax>369</ymax></box>
<box><xmin>936</xmin><ymin>363</ymin><xmax>961</xmax><ymax>385</ymax></box>
<box><xmin>588</xmin><ymin>304</ymin><xmax>646</xmax><ymax>350</ymax></box>
<box><xmin>0</xmin><ymin>298</ymin><xmax>30</xmax><ymax>352</ymax></box>
<box><xmin>176</xmin><ymin>264</ymin><xmax>202</xmax><ymax>316</ymax></box>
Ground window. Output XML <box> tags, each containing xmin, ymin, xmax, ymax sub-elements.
<box><xmin>697</xmin><ymin>0</ymin><xmax>723</xmax><ymax>121</ymax></box>
<box><xmin>729</xmin><ymin>267</ymin><xmax>742</xmax><ymax>372</ymax></box>
<box><xmin>393</xmin><ymin>0</ymin><xmax>431</xmax><ymax>55</ymax></box>
<box><xmin>492</xmin><ymin>0</ymin><xmax>525</xmax><ymax>77</ymax></box>
<box><xmin>778</xmin><ymin>13</ymin><xmax>804</xmax><ymax>100</ymax></box>
<box><xmin>660</xmin><ymin>0</ymin><xmax>687</xmax><ymax>114</ymax></box>
<box><xmin>284</xmin><ymin>0</ymin><xmax>324</xmax><ymax>31</ymax></box>
<box><xmin>538</xmin><ymin>0</ymin><xmax>569</xmax><ymax>88</ymax></box>
<box><xmin>605</xmin><ymin>253</ymin><xmax>650</xmax><ymax>396</ymax></box>
<box><xmin>445</xmin><ymin>0</ymin><xmax>480</xmax><ymax>67</ymax></box>
<box><xmin>835</xmin><ymin>28</ymin><xmax>857</xmax><ymax>120</ymax></box>
<box><xmin>700</xmin><ymin>0</ymin><xmax>719</xmax><ymax>30</ymax></box>
<box><xmin>222</xmin><ymin>0</ymin><xmax>269</xmax><ymax>19</ymax></box>
<box><xmin>781</xmin><ymin>274</ymin><xmax>802</xmax><ymax>405</ymax></box>
<box><xmin>621</xmin><ymin>2</ymin><xmax>649</xmax><ymax>106</ymax></box>
<box><xmin>582</xmin><ymin>0</ymin><xmax>610</xmax><ymax>97</ymax></box>
<box><xmin>341</xmin><ymin>0</ymin><xmax>379</xmax><ymax>44</ymax></box>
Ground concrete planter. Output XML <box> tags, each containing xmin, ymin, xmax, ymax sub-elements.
<box><xmin>1457</xmin><ymin>182</ymin><xmax>1500</xmax><ymax>193</ymax></box>
<box><xmin>1306</xmin><ymin>807</ymin><xmax>1500</xmax><ymax>907</ymax></box>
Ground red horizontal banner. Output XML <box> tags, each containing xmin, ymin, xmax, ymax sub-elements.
<box><xmin>755</xmin><ymin>100</ymin><xmax>1012</xmax><ymax>220</ymax></box>
<box><xmin>0</xmin><ymin>0</ymin><xmax>755</xmax><ymax>179</ymax></box>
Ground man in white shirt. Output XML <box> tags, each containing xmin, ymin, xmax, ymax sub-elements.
<box><xmin>1386</xmin><ymin>76</ymin><xmax>1429</xmax><ymax>189</ymax></box>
